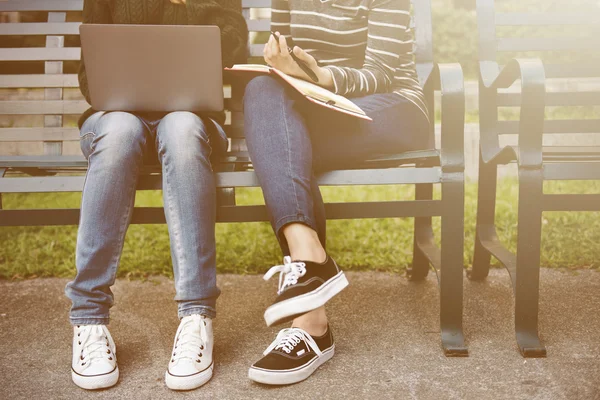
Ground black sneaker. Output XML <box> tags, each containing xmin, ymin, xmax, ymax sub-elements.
<box><xmin>248</xmin><ymin>326</ymin><xmax>334</xmax><ymax>385</ymax></box>
<box><xmin>262</xmin><ymin>256</ymin><xmax>349</xmax><ymax>326</ymax></box>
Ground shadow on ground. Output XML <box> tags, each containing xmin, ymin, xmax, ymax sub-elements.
<box><xmin>0</xmin><ymin>269</ymin><xmax>599</xmax><ymax>400</ymax></box>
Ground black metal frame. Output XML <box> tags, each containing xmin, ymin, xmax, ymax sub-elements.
<box><xmin>0</xmin><ymin>0</ymin><xmax>467</xmax><ymax>356</ymax></box>
<box><xmin>469</xmin><ymin>0</ymin><xmax>600</xmax><ymax>357</ymax></box>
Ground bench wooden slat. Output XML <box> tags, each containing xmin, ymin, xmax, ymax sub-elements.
<box><xmin>0</xmin><ymin>128</ymin><xmax>80</xmax><ymax>142</ymax></box>
<box><xmin>498</xmin><ymin>119</ymin><xmax>600</xmax><ymax>135</ymax></box>
<box><xmin>497</xmin><ymin>37</ymin><xmax>599</xmax><ymax>52</ymax></box>
<box><xmin>0</xmin><ymin>0</ymin><xmax>271</xmax><ymax>12</ymax></box>
<box><xmin>0</xmin><ymin>48</ymin><xmax>81</xmax><ymax>62</ymax></box>
<box><xmin>0</xmin><ymin>0</ymin><xmax>83</xmax><ymax>12</ymax></box>
<box><xmin>497</xmin><ymin>91</ymin><xmax>600</xmax><ymax>107</ymax></box>
<box><xmin>0</xmin><ymin>74</ymin><xmax>79</xmax><ymax>88</ymax></box>
<box><xmin>543</xmin><ymin>64</ymin><xmax>600</xmax><ymax>79</ymax></box>
<box><xmin>0</xmin><ymin>199</ymin><xmax>443</xmax><ymax>227</ymax></box>
<box><xmin>495</xmin><ymin>13</ymin><xmax>600</xmax><ymax>26</ymax></box>
<box><xmin>0</xmin><ymin>100</ymin><xmax>88</xmax><ymax>115</ymax></box>
<box><xmin>0</xmin><ymin>166</ymin><xmax>443</xmax><ymax>193</ymax></box>
<box><xmin>242</xmin><ymin>0</ymin><xmax>271</xmax><ymax>8</ymax></box>
<box><xmin>544</xmin><ymin>162</ymin><xmax>600</xmax><ymax>181</ymax></box>
<box><xmin>247</xmin><ymin>19</ymin><xmax>270</xmax><ymax>32</ymax></box>
<box><xmin>0</xmin><ymin>22</ymin><xmax>81</xmax><ymax>36</ymax></box>
<box><xmin>249</xmin><ymin>44</ymin><xmax>265</xmax><ymax>58</ymax></box>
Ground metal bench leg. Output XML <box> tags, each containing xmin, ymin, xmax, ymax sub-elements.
<box><xmin>408</xmin><ymin>182</ymin><xmax>433</xmax><ymax>281</ymax></box>
<box><xmin>440</xmin><ymin>173</ymin><xmax>468</xmax><ymax>356</ymax></box>
<box><xmin>0</xmin><ymin>168</ymin><xmax>6</xmax><ymax>210</ymax></box>
<box><xmin>468</xmin><ymin>152</ymin><xmax>497</xmax><ymax>280</ymax></box>
<box><xmin>515</xmin><ymin>168</ymin><xmax>546</xmax><ymax>357</ymax></box>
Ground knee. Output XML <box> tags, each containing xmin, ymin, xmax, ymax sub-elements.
<box><xmin>157</xmin><ymin>112</ymin><xmax>211</xmax><ymax>159</ymax></box>
<box><xmin>243</xmin><ymin>76</ymin><xmax>283</xmax><ymax>110</ymax></box>
<box><xmin>92</xmin><ymin>112</ymin><xmax>146</xmax><ymax>165</ymax></box>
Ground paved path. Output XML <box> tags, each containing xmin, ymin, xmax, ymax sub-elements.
<box><xmin>1</xmin><ymin>269</ymin><xmax>599</xmax><ymax>400</ymax></box>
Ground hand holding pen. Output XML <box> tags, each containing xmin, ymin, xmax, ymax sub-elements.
<box><xmin>264</xmin><ymin>31</ymin><xmax>335</xmax><ymax>89</ymax></box>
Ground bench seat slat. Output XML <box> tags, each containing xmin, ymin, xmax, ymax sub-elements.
<box><xmin>0</xmin><ymin>166</ymin><xmax>442</xmax><ymax>193</ymax></box>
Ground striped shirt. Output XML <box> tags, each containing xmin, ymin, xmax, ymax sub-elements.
<box><xmin>271</xmin><ymin>0</ymin><xmax>428</xmax><ymax>119</ymax></box>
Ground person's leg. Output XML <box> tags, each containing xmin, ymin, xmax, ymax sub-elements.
<box><xmin>292</xmin><ymin>94</ymin><xmax>431</xmax><ymax>334</ymax></box>
<box><xmin>245</xmin><ymin>76</ymin><xmax>343</xmax><ymax>385</ymax></box>
<box><xmin>244</xmin><ymin>76</ymin><xmax>339</xmax><ymax>325</ymax></box>
<box><xmin>244</xmin><ymin>76</ymin><xmax>326</xmax><ymax>256</ymax></box>
<box><xmin>155</xmin><ymin>111</ymin><xmax>224</xmax><ymax>319</ymax></box>
<box><xmin>66</xmin><ymin>111</ymin><xmax>150</xmax><ymax>325</ymax></box>
<box><xmin>155</xmin><ymin>111</ymin><xmax>225</xmax><ymax>391</ymax></box>
<box><xmin>65</xmin><ymin>111</ymin><xmax>150</xmax><ymax>390</ymax></box>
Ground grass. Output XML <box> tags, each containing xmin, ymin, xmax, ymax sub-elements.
<box><xmin>1</xmin><ymin>178</ymin><xmax>599</xmax><ymax>280</ymax></box>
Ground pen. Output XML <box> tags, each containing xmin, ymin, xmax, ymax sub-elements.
<box><xmin>271</xmin><ymin>31</ymin><xmax>319</xmax><ymax>83</ymax></box>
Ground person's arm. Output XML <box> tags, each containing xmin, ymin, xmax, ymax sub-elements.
<box><xmin>185</xmin><ymin>0</ymin><xmax>249</xmax><ymax>67</ymax></box>
<box><xmin>323</xmin><ymin>0</ymin><xmax>414</xmax><ymax>96</ymax></box>
<box><xmin>78</xmin><ymin>0</ymin><xmax>112</xmax><ymax>104</ymax></box>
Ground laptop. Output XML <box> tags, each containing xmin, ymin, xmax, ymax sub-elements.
<box><xmin>79</xmin><ymin>24</ymin><xmax>223</xmax><ymax>112</ymax></box>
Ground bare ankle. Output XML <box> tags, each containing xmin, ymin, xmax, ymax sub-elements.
<box><xmin>292</xmin><ymin>307</ymin><xmax>328</xmax><ymax>336</ymax></box>
<box><xmin>282</xmin><ymin>224</ymin><xmax>326</xmax><ymax>262</ymax></box>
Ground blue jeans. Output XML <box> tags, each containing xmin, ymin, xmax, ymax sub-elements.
<box><xmin>243</xmin><ymin>76</ymin><xmax>430</xmax><ymax>253</ymax></box>
<box><xmin>65</xmin><ymin>111</ymin><xmax>228</xmax><ymax>325</ymax></box>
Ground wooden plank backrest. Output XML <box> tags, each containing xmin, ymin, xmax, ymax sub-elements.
<box><xmin>477</xmin><ymin>0</ymin><xmax>600</xmax><ymax>136</ymax></box>
<box><xmin>0</xmin><ymin>0</ymin><xmax>435</xmax><ymax>149</ymax></box>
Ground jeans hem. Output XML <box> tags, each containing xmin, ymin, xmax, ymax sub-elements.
<box><xmin>178</xmin><ymin>306</ymin><xmax>216</xmax><ymax>320</ymax></box>
<box><xmin>274</xmin><ymin>214</ymin><xmax>318</xmax><ymax>239</ymax></box>
<box><xmin>70</xmin><ymin>317</ymin><xmax>110</xmax><ymax>326</ymax></box>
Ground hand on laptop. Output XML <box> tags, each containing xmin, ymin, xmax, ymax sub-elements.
<box><xmin>264</xmin><ymin>32</ymin><xmax>334</xmax><ymax>90</ymax></box>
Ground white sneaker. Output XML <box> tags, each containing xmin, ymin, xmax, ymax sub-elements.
<box><xmin>71</xmin><ymin>325</ymin><xmax>119</xmax><ymax>390</ymax></box>
<box><xmin>165</xmin><ymin>315</ymin><xmax>214</xmax><ymax>390</ymax></box>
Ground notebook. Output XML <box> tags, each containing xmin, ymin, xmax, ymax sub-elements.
<box><xmin>226</xmin><ymin>64</ymin><xmax>371</xmax><ymax>121</ymax></box>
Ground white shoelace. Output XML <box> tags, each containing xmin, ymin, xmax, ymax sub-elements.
<box><xmin>172</xmin><ymin>316</ymin><xmax>207</xmax><ymax>363</ymax></box>
<box><xmin>264</xmin><ymin>327</ymin><xmax>323</xmax><ymax>356</ymax></box>
<box><xmin>263</xmin><ymin>256</ymin><xmax>307</xmax><ymax>295</ymax></box>
<box><xmin>77</xmin><ymin>326</ymin><xmax>112</xmax><ymax>366</ymax></box>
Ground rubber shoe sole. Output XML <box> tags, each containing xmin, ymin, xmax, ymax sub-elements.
<box><xmin>248</xmin><ymin>345</ymin><xmax>334</xmax><ymax>385</ymax></box>
<box><xmin>165</xmin><ymin>362</ymin><xmax>213</xmax><ymax>391</ymax></box>
<box><xmin>264</xmin><ymin>271</ymin><xmax>348</xmax><ymax>327</ymax></box>
<box><xmin>71</xmin><ymin>366</ymin><xmax>119</xmax><ymax>390</ymax></box>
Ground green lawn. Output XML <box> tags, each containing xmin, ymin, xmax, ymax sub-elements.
<box><xmin>1</xmin><ymin>179</ymin><xmax>599</xmax><ymax>280</ymax></box>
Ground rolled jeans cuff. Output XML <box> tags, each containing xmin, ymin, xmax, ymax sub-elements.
<box><xmin>70</xmin><ymin>316</ymin><xmax>110</xmax><ymax>326</ymax></box>
<box><xmin>275</xmin><ymin>214</ymin><xmax>318</xmax><ymax>239</ymax></box>
<box><xmin>178</xmin><ymin>305</ymin><xmax>216</xmax><ymax>320</ymax></box>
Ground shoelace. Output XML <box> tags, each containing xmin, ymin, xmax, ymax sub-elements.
<box><xmin>263</xmin><ymin>256</ymin><xmax>307</xmax><ymax>295</ymax></box>
<box><xmin>264</xmin><ymin>327</ymin><xmax>323</xmax><ymax>356</ymax></box>
<box><xmin>78</xmin><ymin>326</ymin><xmax>113</xmax><ymax>367</ymax></box>
<box><xmin>172</xmin><ymin>316</ymin><xmax>207</xmax><ymax>364</ymax></box>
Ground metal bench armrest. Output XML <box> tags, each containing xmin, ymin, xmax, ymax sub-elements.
<box><xmin>479</xmin><ymin>59</ymin><xmax>546</xmax><ymax>168</ymax></box>
<box><xmin>426</xmin><ymin>63</ymin><xmax>465</xmax><ymax>172</ymax></box>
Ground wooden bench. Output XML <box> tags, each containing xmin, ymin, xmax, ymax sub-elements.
<box><xmin>0</xmin><ymin>0</ymin><xmax>467</xmax><ymax>356</ymax></box>
<box><xmin>469</xmin><ymin>0</ymin><xmax>600</xmax><ymax>357</ymax></box>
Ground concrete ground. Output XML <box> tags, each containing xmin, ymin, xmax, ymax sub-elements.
<box><xmin>1</xmin><ymin>269</ymin><xmax>599</xmax><ymax>400</ymax></box>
